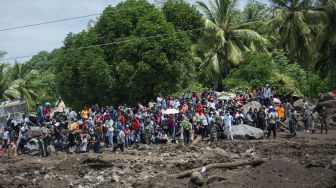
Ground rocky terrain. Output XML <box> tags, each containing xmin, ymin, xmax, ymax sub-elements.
<box><xmin>0</xmin><ymin>130</ymin><xmax>336</xmax><ymax>188</ymax></box>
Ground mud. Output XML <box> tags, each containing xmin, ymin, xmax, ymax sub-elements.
<box><xmin>1</xmin><ymin>131</ymin><xmax>336</xmax><ymax>188</ymax></box>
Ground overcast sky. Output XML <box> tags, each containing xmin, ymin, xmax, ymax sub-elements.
<box><xmin>0</xmin><ymin>0</ymin><xmax>265</xmax><ymax>62</ymax></box>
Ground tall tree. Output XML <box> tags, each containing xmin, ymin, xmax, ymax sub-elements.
<box><xmin>266</xmin><ymin>0</ymin><xmax>316</xmax><ymax>68</ymax></box>
<box><xmin>162</xmin><ymin>0</ymin><xmax>204</xmax><ymax>42</ymax></box>
<box><xmin>195</xmin><ymin>0</ymin><xmax>267</xmax><ymax>90</ymax></box>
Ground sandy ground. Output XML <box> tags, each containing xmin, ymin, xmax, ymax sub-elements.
<box><xmin>0</xmin><ymin>130</ymin><xmax>336</xmax><ymax>188</ymax></box>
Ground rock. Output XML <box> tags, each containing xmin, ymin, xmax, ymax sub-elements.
<box><xmin>320</xmin><ymin>92</ymin><xmax>336</xmax><ymax>102</ymax></box>
<box><xmin>67</xmin><ymin>181</ymin><xmax>74</xmax><ymax>187</ymax></box>
<box><xmin>34</xmin><ymin>170</ymin><xmax>40</xmax><ymax>175</ymax></box>
<box><xmin>331</xmin><ymin>158</ymin><xmax>336</xmax><ymax>170</ymax></box>
<box><xmin>190</xmin><ymin>172</ymin><xmax>204</xmax><ymax>186</ymax></box>
<box><xmin>46</xmin><ymin>145</ymin><xmax>56</xmax><ymax>156</ymax></box>
<box><xmin>84</xmin><ymin>175</ymin><xmax>93</xmax><ymax>182</ymax></box>
<box><xmin>160</xmin><ymin>153</ymin><xmax>170</xmax><ymax>157</ymax></box>
<box><xmin>27</xmin><ymin>138</ymin><xmax>39</xmax><ymax>156</ymax></box>
<box><xmin>96</xmin><ymin>175</ymin><xmax>104</xmax><ymax>184</ymax></box>
<box><xmin>44</xmin><ymin>174</ymin><xmax>52</xmax><ymax>180</ymax></box>
<box><xmin>212</xmin><ymin>147</ymin><xmax>229</xmax><ymax>157</ymax></box>
<box><xmin>242</xmin><ymin>101</ymin><xmax>262</xmax><ymax>114</ymax></box>
<box><xmin>111</xmin><ymin>175</ymin><xmax>120</xmax><ymax>183</ymax></box>
<box><xmin>293</xmin><ymin>99</ymin><xmax>314</xmax><ymax>111</ymax></box>
<box><xmin>31</xmin><ymin>178</ymin><xmax>37</xmax><ymax>185</ymax></box>
<box><xmin>232</xmin><ymin>124</ymin><xmax>264</xmax><ymax>139</ymax></box>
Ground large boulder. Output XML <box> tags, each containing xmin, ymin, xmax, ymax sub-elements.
<box><xmin>232</xmin><ymin>124</ymin><xmax>264</xmax><ymax>139</ymax></box>
<box><xmin>293</xmin><ymin>99</ymin><xmax>314</xmax><ymax>111</ymax></box>
<box><xmin>241</xmin><ymin>101</ymin><xmax>262</xmax><ymax>114</ymax></box>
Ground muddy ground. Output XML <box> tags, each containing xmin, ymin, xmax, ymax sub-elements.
<box><xmin>1</xmin><ymin>131</ymin><xmax>336</xmax><ymax>188</ymax></box>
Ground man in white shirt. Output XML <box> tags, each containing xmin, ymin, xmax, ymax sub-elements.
<box><xmin>79</xmin><ymin>135</ymin><xmax>88</xmax><ymax>153</ymax></box>
<box><xmin>224</xmin><ymin>111</ymin><xmax>234</xmax><ymax>140</ymax></box>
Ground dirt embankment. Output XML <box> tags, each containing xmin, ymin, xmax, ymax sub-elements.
<box><xmin>1</xmin><ymin>131</ymin><xmax>336</xmax><ymax>188</ymax></box>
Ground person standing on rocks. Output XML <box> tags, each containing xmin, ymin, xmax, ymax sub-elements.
<box><xmin>224</xmin><ymin>111</ymin><xmax>234</xmax><ymax>140</ymax></box>
<box><xmin>209</xmin><ymin>116</ymin><xmax>220</xmax><ymax>142</ymax></box>
<box><xmin>319</xmin><ymin>107</ymin><xmax>328</xmax><ymax>134</ymax></box>
<box><xmin>288</xmin><ymin>109</ymin><xmax>297</xmax><ymax>136</ymax></box>
<box><xmin>257</xmin><ymin>107</ymin><xmax>266</xmax><ymax>130</ymax></box>
<box><xmin>302</xmin><ymin>107</ymin><xmax>310</xmax><ymax>133</ymax></box>
<box><xmin>181</xmin><ymin>115</ymin><xmax>192</xmax><ymax>145</ymax></box>
<box><xmin>263</xmin><ymin>84</ymin><xmax>272</xmax><ymax>107</ymax></box>
<box><xmin>267</xmin><ymin>107</ymin><xmax>278</xmax><ymax>139</ymax></box>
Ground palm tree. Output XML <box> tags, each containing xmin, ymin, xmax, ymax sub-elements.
<box><xmin>7</xmin><ymin>63</ymin><xmax>39</xmax><ymax>107</ymax></box>
<box><xmin>196</xmin><ymin>0</ymin><xmax>267</xmax><ymax>91</ymax></box>
<box><xmin>316</xmin><ymin>0</ymin><xmax>336</xmax><ymax>89</ymax></box>
<box><xmin>266</xmin><ymin>0</ymin><xmax>316</xmax><ymax>68</ymax></box>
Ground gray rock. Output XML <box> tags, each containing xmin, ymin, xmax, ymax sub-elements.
<box><xmin>84</xmin><ymin>175</ymin><xmax>93</xmax><ymax>182</ymax></box>
<box><xmin>96</xmin><ymin>175</ymin><xmax>104</xmax><ymax>184</ymax></box>
<box><xmin>32</xmin><ymin>178</ymin><xmax>37</xmax><ymax>185</ymax></box>
<box><xmin>242</xmin><ymin>101</ymin><xmax>262</xmax><ymax>114</ymax></box>
<box><xmin>46</xmin><ymin>145</ymin><xmax>56</xmax><ymax>156</ymax></box>
<box><xmin>44</xmin><ymin>174</ymin><xmax>52</xmax><ymax>180</ymax></box>
<box><xmin>34</xmin><ymin>170</ymin><xmax>40</xmax><ymax>175</ymax></box>
<box><xmin>331</xmin><ymin>158</ymin><xmax>336</xmax><ymax>170</ymax></box>
<box><xmin>293</xmin><ymin>99</ymin><xmax>314</xmax><ymax>111</ymax></box>
<box><xmin>111</xmin><ymin>175</ymin><xmax>120</xmax><ymax>183</ymax></box>
<box><xmin>190</xmin><ymin>172</ymin><xmax>204</xmax><ymax>186</ymax></box>
<box><xmin>232</xmin><ymin>124</ymin><xmax>264</xmax><ymax>139</ymax></box>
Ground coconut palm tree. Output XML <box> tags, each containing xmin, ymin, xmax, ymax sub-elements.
<box><xmin>6</xmin><ymin>63</ymin><xmax>39</xmax><ymax>106</ymax></box>
<box><xmin>195</xmin><ymin>0</ymin><xmax>267</xmax><ymax>90</ymax></box>
<box><xmin>266</xmin><ymin>0</ymin><xmax>316</xmax><ymax>68</ymax></box>
<box><xmin>315</xmin><ymin>0</ymin><xmax>336</xmax><ymax>89</ymax></box>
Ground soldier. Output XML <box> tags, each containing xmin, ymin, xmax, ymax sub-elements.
<box><xmin>143</xmin><ymin>123</ymin><xmax>154</xmax><ymax>145</ymax></box>
<box><xmin>310</xmin><ymin>110</ymin><xmax>319</xmax><ymax>134</ymax></box>
<box><xmin>210</xmin><ymin>116</ymin><xmax>221</xmax><ymax>142</ymax></box>
<box><xmin>267</xmin><ymin>107</ymin><xmax>278</xmax><ymax>139</ymax></box>
<box><xmin>181</xmin><ymin>115</ymin><xmax>192</xmax><ymax>145</ymax></box>
<box><xmin>302</xmin><ymin>107</ymin><xmax>310</xmax><ymax>132</ymax></box>
<box><xmin>288</xmin><ymin>109</ymin><xmax>297</xmax><ymax>136</ymax></box>
<box><xmin>320</xmin><ymin>106</ymin><xmax>328</xmax><ymax>134</ymax></box>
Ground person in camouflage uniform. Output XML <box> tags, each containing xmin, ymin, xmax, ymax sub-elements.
<box><xmin>289</xmin><ymin>109</ymin><xmax>297</xmax><ymax>136</ymax></box>
<box><xmin>144</xmin><ymin>124</ymin><xmax>154</xmax><ymax>145</ymax></box>
<box><xmin>210</xmin><ymin>116</ymin><xmax>221</xmax><ymax>142</ymax></box>
<box><xmin>181</xmin><ymin>115</ymin><xmax>192</xmax><ymax>145</ymax></box>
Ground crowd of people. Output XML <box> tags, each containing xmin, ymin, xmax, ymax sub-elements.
<box><xmin>0</xmin><ymin>84</ymin><xmax>330</xmax><ymax>157</ymax></box>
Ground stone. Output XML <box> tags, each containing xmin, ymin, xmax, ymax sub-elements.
<box><xmin>111</xmin><ymin>175</ymin><xmax>120</xmax><ymax>183</ymax></box>
<box><xmin>190</xmin><ymin>172</ymin><xmax>204</xmax><ymax>186</ymax></box>
<box><xmin>331</xmin><ymin>158</ymin><xmax>336</xmax><ymax>170</ymax></box>
<box><xmin>84</xmin><ymin>175</ymin><xmax>93</xmax><ymax>182</ymax></box>
<box><xmin>96</xmin><ymin>175</ymin><xmax>104</xmax><ymax>184</ymax></box>
<box><xmin>232</xmin><ymin>124</ymin><xmax>264</xmax><ymax>139</ymax></box>
<box><xmin>46</xmin><ymin>145</ymin><xmax>56</xmax><ymax>156</ymax></box>
<box><xmin>44</xmin><ymin>174</ymin><xmax>52</xmax><ymax>180</ymax></box>
<box><xmin>34</xmin><ymin>170</ymin><xmax>40</xmax><ymax>175</ymax></box>
<box><xmin>242</xmin><ymin>101</ymin><xmax>262</xmax><ymax>114</ymax></box>
<box><xmin>293</xmin><ymin>99</ymin><xmax>314</xmax><ymax>111</ymax></box>
<box><xmin>32</xmin><ymin>178</ymin><xmax>37</xmax><ymax>185</ymax></box>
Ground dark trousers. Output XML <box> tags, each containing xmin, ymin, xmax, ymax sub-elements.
<box><xmin>267</xmin><ymin>123</ymin><xmax>276</xmax><ymax>139</ymax></box>
<box><xmin>184</xmin><ymin>130</ymin><xmax>190</xmax><ymax>145</ymax></box>
<box><xmin>258</xmin><ymin>118</ymin><xmax>265</xmax><ymax>130</ymax></box>
<box><xmin>113</xmin><ymin>143</ymin><xmax>124</xmax><ymax>152</ymax></box>
<box><xmin>321</xmin><ymin>119</ymin><xmax>328</xmax><ymax>133</ymax></box>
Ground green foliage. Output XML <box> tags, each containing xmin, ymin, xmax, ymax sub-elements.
<box><xmin>273</xmin><ymin>49</ymin><xmax>328</xmax><ymax>97</ymax></box>
<box><xmin>223</xmin><ymin>52</ymin><xmax>274</xmax><ymax>90</ymax></box>
<box><xmin>162</xmin><ymin>0</ymin><xmax>204</xmax><ymax>42</ymax></box>
<box><xmin>53</xmin><ymin>0</ymin><xmax>194</xmax><ymax>108</ymax></box>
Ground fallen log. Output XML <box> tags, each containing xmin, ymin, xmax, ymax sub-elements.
<box><xmin>191</xmin><ymin>135</ymin><xmax>202</xmax><ymax>145</ymax></box>
<box><xmin>171</xmin><ymin>158</ymin><xmax>266</xmax><ymax>179</ymax></box>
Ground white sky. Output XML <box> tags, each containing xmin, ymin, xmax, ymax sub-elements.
<box><xmin>0</xmin><ymin>0</ymin><xmax>266</xmax><ymax>62</ymax></box>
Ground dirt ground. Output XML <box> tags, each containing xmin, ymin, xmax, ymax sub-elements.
<box><xmin>1</xmin><ymin>131</ymin><xmax>336</xmax><ymax>188</ymax></box>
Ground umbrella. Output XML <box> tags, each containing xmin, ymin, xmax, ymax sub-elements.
<box><xmin>273</xmin><ymin>98</ymin><xmax>281</xmax><ymax>104</ymax></box>
<box><xmin>218</xmin><ymin>96</ymin><xmax>231</xmax><ymax>100</ymax></box>
<box><xmin>164</xmin><ymin>108</ymin><xmax>179</xmax><ymax>115</ymax></box>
